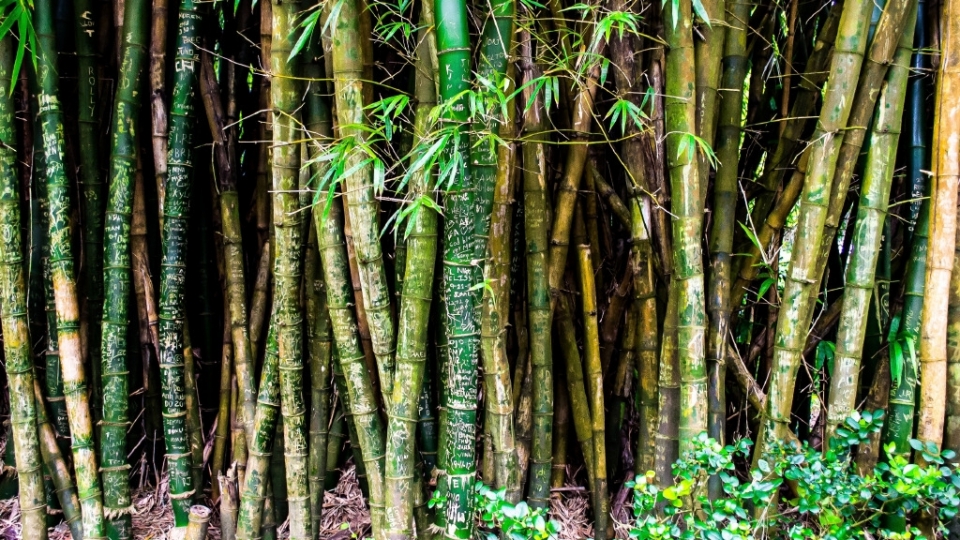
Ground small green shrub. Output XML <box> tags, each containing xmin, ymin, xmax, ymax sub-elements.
<box><xmin>472</xmin><ymin>482</ymin><xmax>563</xmax><ymax>540</ymax></box>
<box><xmin>626</xmin><ymin>411</ymin><xmax>960</xmax><ymax>540</ymax></box>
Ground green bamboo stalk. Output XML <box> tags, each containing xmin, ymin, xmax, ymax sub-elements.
<box><xmin>519</xmin><ymin>29</ymin><xmax>553</xmax><ymax>511</ymax></box>
<box><xmin>34</xmin><ymin>1</ymin><xmax>105</xmax><ymax>536</ymax></box>
<box><xmin>434</xmin><ymin>0</ymin><xmax>478</xmax><ymax>533</ymax></box>
<box><xmin>816</xmin><ymin>0</ymin><xmax>914</xmax><ymax>276</ymax></box>
<box><xmin>655</xmin><ymin>284</ymin><xmax>679</xmax><ymax>486</ymax></box>
<box><xmin>705</xmin><ymin>0</ymin><xmax>749</xmax><ymax>480</ymax></box>
<box><xmin>693</xmin><ymin>0</ymin><xmax>725</xmax><ymax>193</ymax></box>
<box><xmin>211</xmin><ymin>321</ymin><xmax>232</xmax><ymax>501</ymax></box>
<box><xmin>157</xmin><ymin>0</ymin><xmax>202</xmax><ymax>523</ymax></box>
<box><xmin>331</xmin><ymin>0</ymin><xmax>396</xmax><ymax>408</ymax></box>
<box><xmin>418</xmin><ymin>363</ymin><xmax>439</xmax><ymax>479</ymax></box>
<box><xmin>550</xmin><ymin>370</ymin><xmax>569</xmax><ymax>488</ymax></box>
<box><xmin>267</xmin><ymin>1</ymin><xmax>310</xmax><ymax>536</ymax></box>
<box><xmin>74</xmin><ymin>0</ymin><xmax>104</xmax><ymax>420</ymax></box>
<box><xmin>757</xmin><ymin>0</ymin><xmax>874</xmax><ymax>459</ymax></box>
<box><xmin>480</xmin><ymin>95</ymin><xmax>520</xmax><ymax>503</ymax></box>
<box><xmin>0</xmin><ymin>35</ymin><xmax>47</xmax><ymax>540</ymax></box>
<box><xmin>236</xmin><ymin>322</ymin><xmax>281</xmax><ymax>540</ymax></box>
<box><xmin>42</xmin><ymin>235</ymin><xmax>68</xmax><ymax>446</ymax></box>
<box><xmin>314</xmin><ymin>191</ymin><xmax>386</xmax><ymax>537</ymax></box>
<box><xmin>826</xmin><ymin>4</ymin><xmax>916</xmax><ymax>443</ymax></box>
<box><xmin>632</xmin><ymin>195</ymin><xmax>658</xmax><ymax>475</ymax></box>
<box><xmin>304</xmin><ymin>47</ymin><xmax>334</xmax><ymax>540</ymax></box>
<box><xmin>384</xmin><ymin>10</ymin><xmax>440</xmax><ymax>538</ymax></box>
<box><xmin>99</xmin><ymin>0</ymin><xmax>148</xmax><ymax>533</ymax></box>
<box><xmin>917</xmin><ymin>0</ymin><xmax>960</xmax><ymax>459</ymax></box>
<box><xmin>663</xmin><ymin>0</ymin><xmax>707</xmax><ymax>453</ymax></box>
<box><xmin>34</xmin><ymin>382</ymin><xmax>81</xmax><ymax>540</ymax></box>
<box><xmin>578</xmin><ymin>245</ymin><xmax>607</xmax><ymax>540</ymax></box>
<box><xmin>904</xmin><ymin>0</ymin><xmax>929</xmax><ymax>241</ymax></box>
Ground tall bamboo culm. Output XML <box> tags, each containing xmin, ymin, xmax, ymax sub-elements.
<box><xmin>158</xmin><ymin>0</ymin><xmax>202</xmax><ymax>524</ymax></box>
<box><xmin>0</xmin><ymin>34</ymin><xmax>47</xmax><ymax>540</ymax></box>
<box><xmin>917</xmin><ymin>0</ymin><xmax>960</xmax><ymax>459</ymax></box>
<box><xmin>34</xmin><ymin>1</ymin><xmax>106</xmax><ymax>537</ymax></box>
<box><xmin>99</xmin><ymin>0</ymin><xmax>149</xmax><ymax>536</ymax></box>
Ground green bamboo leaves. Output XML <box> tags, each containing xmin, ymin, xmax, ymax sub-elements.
<box><xmin>100</xmin><ymin>0</ymin><xmax>148</xmax><ymax>536</ymax></box>
<box><xmin>158</xmin><ymin>0</ymin><xmax>201</xmax><ymax>525</ymax></box>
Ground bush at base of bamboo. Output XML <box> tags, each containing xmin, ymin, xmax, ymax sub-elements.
<box><xmin>626</xmin><ymin>414</ymin><xmax>960</xmax><ymax>540</ymax></box>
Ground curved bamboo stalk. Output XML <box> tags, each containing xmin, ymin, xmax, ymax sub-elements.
<box><xmin>917</xmin><ymin>0</ymin><xmax>960</xmax><ymax>460</ymax></box>
<box><xmin>0</xmin><ymin>35</ymin><xmax>47</xmax><ymax>540</ymax></box>
<box><xmin>99</xmin><ymin>0</ymin><xmax>148</xmax><ymax>533</ymax></box>
<box><xmin>34</xmin><ymin>2</ymin><xmax>106</xmax><ymax>536</ymax></box>
<box><xmin>826</xmin><ymin>4</ymin><xmax>915</xmax><ymax>443</ymax></box>
<box><xmin>331</xmin><ymin>0</ymin><xmax>396</xmax><ymax>408</ymax></box>
<box><xmin>314</xmin><ymin>192</ymin><xmax>386</xmax><ymax>537</ymax></box>
<box><xmin>757</xmin><ymin>0</ymin><xmax>874</xmax><ymax>459</ymax></box>
<box><xmin>34</xmin><ymin>382</ymin><xmax>81</xmax><ymax>540</ymax></box>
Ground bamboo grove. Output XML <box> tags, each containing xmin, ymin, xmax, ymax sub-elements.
<box><xmin>0</xmin><ymin>0</ymin><xmax>957</xmax><ymax>537</ymax></box>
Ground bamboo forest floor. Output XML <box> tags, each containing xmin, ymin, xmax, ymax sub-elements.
<box><xmin>0</xmin><ymin>462</ymin><xmax>606</xmax><ymax>540</ymax></box>
<box><xmin>0</xmin><ymin>462</ymin><xmax>602</xmax><ymax>540</ymax></box>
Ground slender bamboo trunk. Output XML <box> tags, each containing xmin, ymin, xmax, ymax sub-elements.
<box><xmin>705</xmin><ymin>0</ymin><xmax>749</xmax><ymax>471</ymax></box>
<box><xmin>663</xmin><ymin>0</ymin><xmax>707</xmax><ymax>452</ymax></box>
<box><xmin>236</xmin><ymin>322</ymin><xmax>281</xmax><ymax>540</ymax></box>
<box><xmin>304</xmin><ymin>43</ymin><xmax>334</xmax><ymax>540</ymax></box>
<box><xmin>632</xmin><ymin>194</ymin><xmax>658</xmax><ymax>475</ymax></box>
<box><xmin>74</xmin><ymin>0</ymin><xmax>104</xmax><ymax>418</ymax></box>
<box><xmin>157</xmin><ymin>0</ymin><xmax>202</xmax><ymax>524</ymax></box>
<box><xmin>481</xmin><ymin>93</ymin><xmax>520</xmax><ymax>502</ymax></box>
<box><xmin>34</xmin><ymin>382</ymin><xmax>82</xmax><ymax>540</ymax></box>
<box><xmin>578</xmin><ymin>246</ymin><xmax>608</xmax><ymax>539</ymax></box>
<box><xmin>519</xmin><ymin>27</ymin><xmax>553</xmax><ymax>511</ymax></box>
<box><xmin>99</xmin><ymin>0</ymin><xmax>148</xmax><ymax>533</ymax></box>
<box><xmin>315</xmin><ymin>192</ymin><xmax>386</xmax><ymax>537</ymax></box>
<box><xmin>384</xmin><ymin>9</ymin><xmax>440</xmax><ymax>538</ymax></box>
<box><xmin>34</xmin><ymin>2</ymin><xmax>105</xmax><ymax>536</ymax></box>
<box><xmin>149</xmin><ymin>0</ymin><xmax>167</xmax><ymax>208</ymax></box>
<box><xmin>331</xmin><ymin>0</ymin><xmax>396</xmax><ymax>409</ymax></box>
<box><xmin>0</xmin><ymin>35</ymin><xmax>47</xmax><ymax>540</ymax></box>
<box><xmin>826</xmin><ymin>4</ymin><xmax>915</xmax><ymax>443</ymax></box>
<box><xmin>917</xmin><ymin>0</ymin><xmax>960</xmax><ymax>459</ymax></box>
<box><xmin>757</xmin><ymin>0</ymin><xmax>874</xmax><ymax>460</ymax></box>
<box><xmin>655</xmin><ymin>285</ymin><xmax>679</xmax><ymax>486</ymax></box>
<box><xmin>266</xmin><ymin>2</ymin><xmax>310</xmax><ymax>536</ymax></box>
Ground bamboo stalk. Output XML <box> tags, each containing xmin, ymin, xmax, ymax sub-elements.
<box><xmin>34</xmin><ymin>382</ymin><xmax>82</xmax><ymax>540</ymax></box>
<box><xmin>384</xmin><ymin>8</ymin><xmax>440</xmax><ymax>538</ymax></box>
<box><xmin>757</xmin><ymin>0</ymin><xmax>874</xmax><ymax>460</ymax></box>
<box><xmin>917</xmin><ymin>0</ymin><xmax>960</xmax><ymax>460</ymax></box>
<box><xmin>34</xmin><ymin>2</ymin><xmax>106</xmax><ymax>536</ymax></box>
<box><xmin>0</xmin><ymin>35</ymin><xmax>47</xmax><ymax>540</ymax></box>
<box><xmin>99</xmin><ymin>0</ymin><xmax>148</xmax><ymax>532</ymax></box>
<box><xmin>826</xmin><ymin>3</ymin><xmax>916</xmax><ymax>443</ymax></box>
